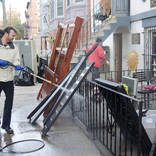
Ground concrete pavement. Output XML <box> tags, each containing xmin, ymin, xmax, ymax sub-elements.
<box><xmin>0</xmin><ymin>83</ymin><xmax>104</xmax><ymax>156</ymax></box>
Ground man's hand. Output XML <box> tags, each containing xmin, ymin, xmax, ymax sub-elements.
<box><xmin>0</xmin><ymin>59</ymin><xmax>8</xmax><ymax>66</ymax></box>
<box><xmin>105</xmin><ymin>60</ymin><xmax>109</xmax><ymax>66</ymax></box>
<box><xmin>15</xmin><ymin>65</ymin><xmax>23</xmax><ymax>70</ymax></box>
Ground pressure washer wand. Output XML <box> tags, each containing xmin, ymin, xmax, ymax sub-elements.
<box><xmin>7</xmin><ymin>61</ymin><xmax>52</xmax><ymax>84</ymax></box>
<box><xmin>29</xmin><ymin>72</ymin><xmax>52</xmax><ymax>84</ymax></box>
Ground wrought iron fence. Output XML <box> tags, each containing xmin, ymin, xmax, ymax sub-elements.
<box><xmin>99</xmin><ymin>69</ymin><xmax>149</xmax><ymax>83</ymax></box>
<box><xmin>69</xmin><ymin>78</ymin><xmax>155</xmax><ymax>156</ymax></box>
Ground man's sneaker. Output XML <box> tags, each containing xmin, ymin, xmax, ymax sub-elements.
<box><xmin>2</xmin><ymin>126</ymin><xmax>14</xmax><ymax>134</ymax></box>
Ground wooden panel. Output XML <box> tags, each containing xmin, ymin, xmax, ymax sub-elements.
<box><xmin>37</xmin><ymin>17</ymin><xmax>84</xmax><ymax>116</ymax></box>
<box><xmin>44</xmin><ymin>17</ymin><xmax>84</xmax><ymax>116</ymax></box>
<box><xmin>48</xmin><ymin>24</ymin><xmax>64</xmax><ymax>70</ymax></box>
<box><xmin>37</xmin><ymin>66</ymin><xmax>55</xmax><ymax>99</ymax></box>
<box><xmin>58</xmin><ymin>17</ymin><xmax>84</xmax><ymax>82</ymax></box>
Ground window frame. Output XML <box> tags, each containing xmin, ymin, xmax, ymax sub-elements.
<box><xmin>132</xmin><ymin>33</ymin><xmax>140</xmax><ymax>45</ymax></box>
<box><xmin>50</xmin><ymin>0</ymin><xmax>54</xmax><ymax>19</ymax></box>
<box><xmin>151</xmin><ymin>0</ymin><xmax>156</xmax><ymax>8</ymax></box>
<box><xmin>57</xmin><ymin>0</ymin><xmax>64</xmax><ymax>17</ymax></box>
<box><xmin>67</xmin><ymin>0</ymin><xmax>70</xmax><ymax>7</ymax></box>
<box><xmin>37</xmin><ymin>24</ymin><xmax>40</xmax><ymax>33</ymax></box>
<box><xmin>75</xmin><ymin>0</ymin><xmax>84</xmax><ymax>3</ymax></box>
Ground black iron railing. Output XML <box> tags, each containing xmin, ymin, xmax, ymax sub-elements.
<box><xmin>99</xmin><ymin>68</ymin><xmax>150</xmax><ymax>84</ymax></box>
<box><xmin>76</xmin><ymin>0</ymin><xmax>112</xmax><ymax>51</ymax></box>
<box><xmin>69</xmin><ymin>78</ymin><xmax>156</xmax><ymax>156</ymax></box>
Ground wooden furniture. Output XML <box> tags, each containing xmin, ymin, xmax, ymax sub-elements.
<box><xmin>100</xmin><ymin>0</ymin><xmax>111</xmax><ymax>16</ymax></box>
<box><xmin>37</xmin><ymin>17</ymin><xmax>84</xmax><ymax>116</ymax></box>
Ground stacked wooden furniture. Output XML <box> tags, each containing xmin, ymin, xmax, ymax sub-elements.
<box><xmin>37</xmin><ymin>17</ymin><xmax>84</xmax><ymax>116</ymax></box>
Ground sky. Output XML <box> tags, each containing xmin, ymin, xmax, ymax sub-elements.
<box><xmin>0</xmin><ymin>0</ymin><xmax>29</xmax><ymax>23</ymax></box>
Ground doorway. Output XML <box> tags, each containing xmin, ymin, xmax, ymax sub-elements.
<box><xmin>114</xmin><ymin>34</ymin><xmax>122</xmax><ymax>82</ymax></box>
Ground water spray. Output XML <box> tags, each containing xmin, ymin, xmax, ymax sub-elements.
<box><xmin>51</xmin><ymin>82</ymin><xmax>70</xmax><ymax>93</ymax></box>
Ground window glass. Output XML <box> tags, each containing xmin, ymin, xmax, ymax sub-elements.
<box><xmin>75</xmin><ymin>0</ymin><xmax>83</xmax><ymax>3</ymax></box>
<box><xmin>37</xmin><ymin>24</ymin><xmax>40</xmax><ymax>33</ymax></box>
<box><xmin>37</xmin><ymin>12</ymin><xmax>40</xmax><ymax>20</ymax></box>
<box><xmin>67</xmin><ymin>0</ymin><xmax>70</xmax><ymax>6</ymax></box>
<box><xmin>132</xmin><ymin>33</ymin><xmax>140</xmax><ymax>45</ymax></box>
<box><xmin>151</xmin><ymin>0</ymin><xmax>156</xmax><ymax>8</ymax></box>
<box><xmin>50</xmin><ymin>0</ymin><xmax>54</xmax><ymax>19</ymax></box>
<box><xmin>57</xmin><ymin>0</ymin><xmax>63</xmax><ymax>16</ymax></box>
<box><xmin>43</xmin><ymin>16</ymin><xmax>49</xmax><ymax>31</ymax></box>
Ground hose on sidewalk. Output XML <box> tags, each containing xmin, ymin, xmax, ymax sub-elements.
<box><xmin>0</xmin><ymin>139</ymin><xmax>45</xmax><ymax>154</ymax></box>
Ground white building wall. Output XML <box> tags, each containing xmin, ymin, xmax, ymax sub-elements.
<box><xmin>101</xmin><ymin>1</ymin><xmax>156</xmax><ymax>74</ymax></box>
<box><xmin>131</xmin><ymin>0</ymin><xmax>151</xmax><ymax>15</ymax></box>
<box><xmin>121</xmin><ymin>28</ymin><xmax>131</xmax><ymax>70</ymax></box>
<box><xmin>103</xmin><ymin>26</ymin><xmax>132</xmax><ymax>71</ymax></box>
<box><xmin>131</xmin><ymin>20</ymin><xmax>145</xmax><ymax>69</ymax></box>
<box><xmin>103</xmin><ymin>22</ymin><xmax>145</xmax><ymax>71</ymax></box>
<box><xmin>102</xmin><ymin>34</ymin><xmax>114</xmax><ymax>71</ymax></box>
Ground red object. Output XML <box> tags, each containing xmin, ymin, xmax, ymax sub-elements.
<box><xmin>86</xmin><ymin>42</ymin><xmax>106</xmax><ymax>68</ymax></box>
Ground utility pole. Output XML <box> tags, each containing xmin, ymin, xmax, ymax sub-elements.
<box><xmin>9</xmin><ymin>4</ymin><xmax>12</xmax><ymax>25</ymax></box>
<box><xmin>1</xmin><ymin>0</ymin><xmax>7</xmax><ymax>28</ymax></box>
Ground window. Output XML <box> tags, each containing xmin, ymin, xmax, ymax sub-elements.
<box><xmin>57</xmin><ymin>0</ymin><xmax>63</xmax><ymax>16</ymax></box>
<box><xmin>37</xmin><ymin>24</ymin><xmax>40</xmax><ymax>33</ymax></box>
<box><xmin>37</xmin><ymin>11</ymin><xmax>40</xmax><ymax>20</ymax></box>
<box><xmin>37</xmin><ymin>0</ymin><xmax>40</xmax><ymax>11</ymax></box>
<box><xmin>132</xmin><ymin>33</ymin><xmax>140</xmax><ymax>44</ymax></box>
<box><xmin>67</xmin><ymin>0</ymin><xmax>70</xmax><ymax>6</ymax></box>
<box><xmin>75</xmin><ymin>0</ymin><xmax>83</xmax><ymax>3</ymax></box>
<box><xmin>42</xmin><ymin>16</ymin><xmax>49</xmax><ymax>31</ymax></box>
<box><xmin>50</xmin><ymin>0</ymin><xmax>54</xmax><ymax>19</ymax></box>
<box><xmin>151</xmin><ymin>0</ymin><xmax>156</xmax><ymax>8</ymax></box>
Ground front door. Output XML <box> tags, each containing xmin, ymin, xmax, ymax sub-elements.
<box><xmin>114</xmin><ymin>34</ymin><xmax>122</xmax><ymax>82</ymax></box>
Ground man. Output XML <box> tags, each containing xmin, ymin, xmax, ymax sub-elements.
<box><xmin>86</xmin><ymin>37</ymin><xmax>109</xmax><ymax>83</ymax></box>
<box><xmin>0</xmin><ymin>26</ymin><xmax>22</xmax><ymax>134</ymax></box>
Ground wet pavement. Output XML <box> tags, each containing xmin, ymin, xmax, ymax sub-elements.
<box><xmin>0</xmin><ymin>83</ymin><xmax>104</xmax><ymax>156</ymax></box>
<box><xmin>1</xmin><ymin>83</ymin><xmax>156</xmax><ymax>156</ymax></box>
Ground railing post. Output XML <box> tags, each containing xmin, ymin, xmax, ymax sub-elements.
<box><xmin>86</xmin><ymin>21</ymin><xmax>88</xmax><ymax>49</ymax></box>
<box><xmin>138</xmin><ymin>101</ymin><xmax>143</xmax><ymax>156</ymax></box>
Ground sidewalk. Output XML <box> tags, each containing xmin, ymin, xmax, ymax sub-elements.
<box><xmin>0</xmin><ymin>83</ymin><xmax>103</xmax><ymax>156</ymax></box>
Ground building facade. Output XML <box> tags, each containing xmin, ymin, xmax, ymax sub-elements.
<box><xmin>99</xmin><ymin>0</ymin><xmax>156</xmax><ymax>81</ymax></box>
<box><xmin>39</xmin><ymin>0</ymin><xmax>93</xmax><ymax>53</ymax></box>
<box><xmin>26</xmin><ymin>0</ymin><xmax>41</xmax><ymax>52</ymax></box>
<box><xmin>27</xmin><ymin>0</ymin><xmax>156</xmax><ymax>81</ymax></box>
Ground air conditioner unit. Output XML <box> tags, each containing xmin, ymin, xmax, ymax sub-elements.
<box><xmin>122</xmin><ymin>76</ymin><xmax>138</xmax><ymax>96</ymax></box>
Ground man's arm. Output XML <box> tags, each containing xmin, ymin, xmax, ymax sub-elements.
<box><xmin>98</xmin><ymin>46</ymin><xmax>109</xmax><ymax>66</ymax></box>
<box><xmin>98</xmin><ymin>46</ymin><xmax>106</xmax><ymax>60</ymax></box>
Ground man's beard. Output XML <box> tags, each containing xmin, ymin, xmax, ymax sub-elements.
<box><xmin>7</xmin><ymin>38</ymin><xmax>13</xmax><ymax>44</ymax></box>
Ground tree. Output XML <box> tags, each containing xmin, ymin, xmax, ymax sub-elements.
<box><xmin>6</xmin><ymin>10</ymin><xmax>21</xmax><ymax>26</ymax></box>
<box><xmin>6</xmin><ymin>10</ymin><xmax>25</xmax><ymax>39</ymax></box>
<box><xmin>15</xmin><ymin>23</ymin><xmax>26</xmax><ymax>40</ymax></box>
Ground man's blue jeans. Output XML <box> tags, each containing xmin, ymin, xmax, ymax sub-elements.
<box><xmin>0</xmin><ymin>81</ymin><xmax>14</xmax><ymax>128</ymax></box>
<box><xmin>91</xmin><ymin>67</ymin><xmax>100</xmax><ymax>82</ymax></box>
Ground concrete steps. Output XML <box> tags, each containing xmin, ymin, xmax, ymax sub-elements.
<box><xmin>71</xmin><ymin>16</ymin><xmax>117</xmax><ymax>64</ymax></box>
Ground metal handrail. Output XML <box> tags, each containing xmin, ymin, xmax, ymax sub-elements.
<box><xmin>76</xmin><ymin>0</ymin><xmax>112</xmax><ymax>51</ymax></box>
<box><xmin>62</xmin><ymin>0</ymin><xmax>112</xmax><ymax>54</ymax></box>
<box><xmin>69</xmin><ymin>78</ymin><xmax>152</xmax><ymax>155</ymax></box>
